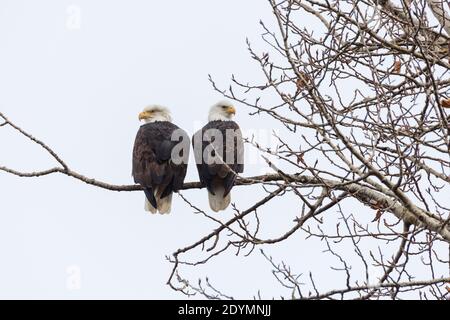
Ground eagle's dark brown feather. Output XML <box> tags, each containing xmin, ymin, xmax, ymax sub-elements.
<box><xmin>193</xmin><ymin>120</ymin><xmax>244</xmax><ymax>197</ymax></box>
<box><xmin>132</xmin><ymin>122</ymin><xmax>189</xmax><ymax>208</ymax></box>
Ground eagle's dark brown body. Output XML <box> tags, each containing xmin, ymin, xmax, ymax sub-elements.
<box><xmin>192</xmin><ymin>120</ymin><xmax>244</xmax><ymax>211</ymax></box>
<box><xmin>132</xmin><ymin>121</ymin><xmax>189</xmax><ymax>211</ymax></box>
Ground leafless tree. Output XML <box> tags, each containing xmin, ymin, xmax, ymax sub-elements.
<box><xmin>2</xmin><ymin>0</ymin><xmax>450</xmax><ymax>300</ymax></box>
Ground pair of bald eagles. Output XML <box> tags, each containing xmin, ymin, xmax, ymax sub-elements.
<box><xmin>132</xmin><ymin>100</ymin><xmax>244</xmax><ymax>214</ymax></box>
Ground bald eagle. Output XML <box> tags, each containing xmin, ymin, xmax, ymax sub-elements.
<box><xmin>193</xmin><ymin>101</ymin><xmax>244</xmax><ymax>212</ymax></box>
<box><xmin>132</xmin><ymin>105</ymin><xmax>189</xmax><ymax>214</ymax></box>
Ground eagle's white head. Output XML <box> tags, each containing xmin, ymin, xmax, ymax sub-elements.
<box><xmin>208</xmin><ymin>100</ymin><xmax>236</xmax><ymax>122</ymax></box>
<box><xmin>138</xmin><ymin>105</ymin><xmax>172</xmax><ymax>123</ymax></box>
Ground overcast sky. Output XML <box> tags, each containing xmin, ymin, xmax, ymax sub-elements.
<box><xmin>0</xmin><ymin>0</ymin><xmax>294</xmax><ymax>299</ymax></box>
<box><xmin>1</xmin><ymin>0</ymin><xmax>442</xmax><ymax>300</ymax></box>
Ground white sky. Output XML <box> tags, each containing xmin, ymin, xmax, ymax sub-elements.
<box><xmin>0</xmin><ymin>0</ymin><xmax>294</xmax><ymax>299</ymax></box>
<box><xmin>0</xmin><ymin>0</ymin><xmax>446</xmax><ymax>300</ymax></box>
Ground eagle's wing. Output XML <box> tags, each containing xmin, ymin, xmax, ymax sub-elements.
<box><xmin>193</xmin><ymin>121</ymin><xmax>244</xmax><ymax>197</ymax></box>
<box><xmin>133</xmin><ymin>122</ymin><xmax>190</xmax><ymax>207</ymax></box>
<box><xmin>223</xmin><ymin>123</ymin><xmax>244</xmax><ymax>196</ymax></box>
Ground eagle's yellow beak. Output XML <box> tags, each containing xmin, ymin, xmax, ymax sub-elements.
<box><xmin>139</xmin><ymin>111</ymin><xmax>152</xmax><ymax>121</ymax></box>
<box><xmin>226</xmin><ymin>106</ymin><xmax>236</xmax><ymax>115</ymax></box>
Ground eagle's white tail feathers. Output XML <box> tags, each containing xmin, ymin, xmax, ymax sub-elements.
<box><xmin>144</xmin><ymin>189</ymin><xmax>172</xmax><ymax>214</ymax></box>
<box><xmin>208</xmin><ymin>186</ymin><xmax>231</xmax><ymax>212</ymax></box>
<box><xmin>157</xmin><ymin>193</ymin><xmax>172</xmax><ymax>214</ymax></box>
<box><xmin>144</xmin><ymin>198</ymin><xmax>158</xmax><ymax>214</ymax></box>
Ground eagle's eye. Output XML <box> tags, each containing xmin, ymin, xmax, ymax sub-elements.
<box><xmin>222</xmin><ymin>106</ymin><xmax>228</xmax><ymax>109</ymax></box>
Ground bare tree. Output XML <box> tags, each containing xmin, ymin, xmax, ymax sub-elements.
<box><xmin>2</xmin><ymin>0</ymin><xmax>450</xmax><ymax>300</ymax></box>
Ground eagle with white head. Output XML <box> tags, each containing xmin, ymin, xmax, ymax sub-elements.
<box><xmin>132</xmin><ymin>105</ymin><xmax>189</xmax><ymax>214</ymax></box>
<box><xmin>193</xmin><ymin>100</ymin><xmax>244</xmax><ymax>212</ymax></box>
